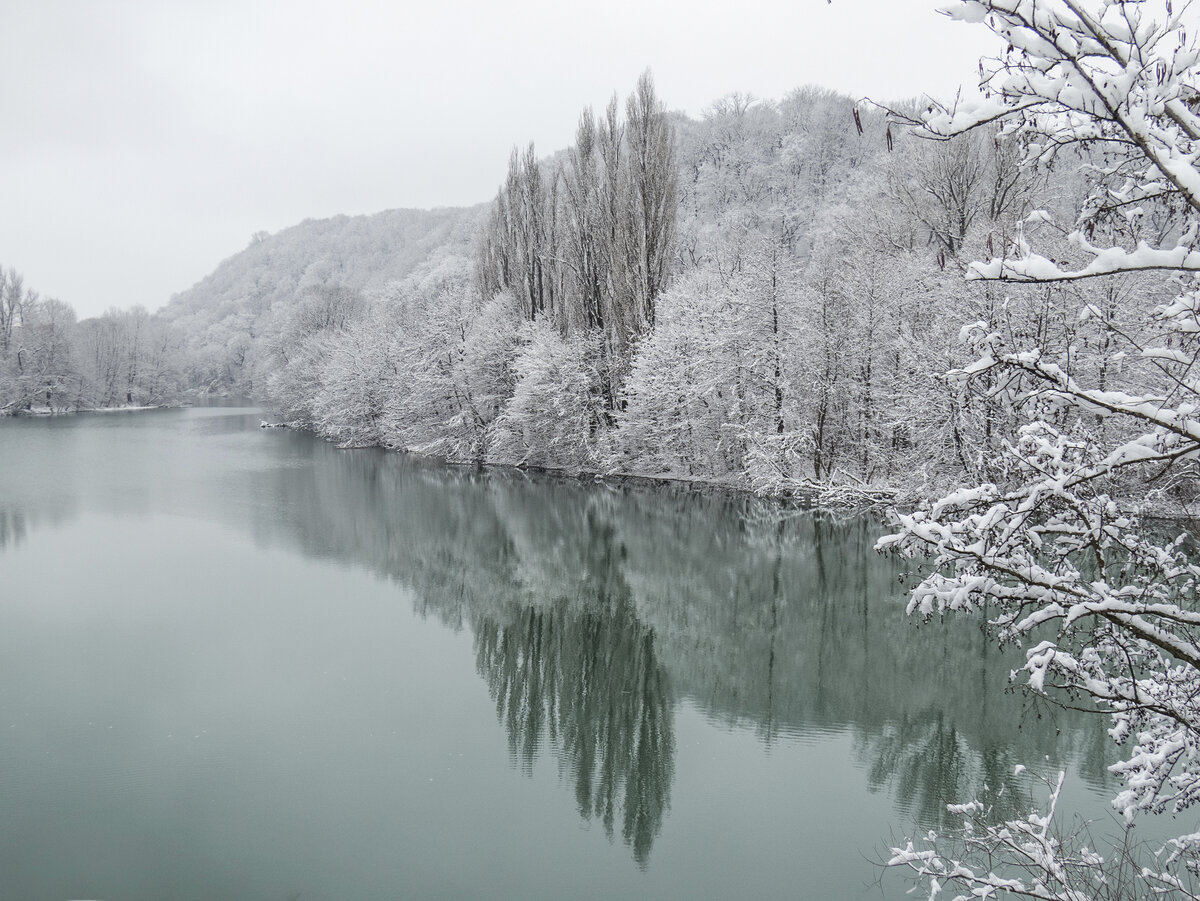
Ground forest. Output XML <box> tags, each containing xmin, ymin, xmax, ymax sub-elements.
<box><xmin>253</xmin><ymin>73</ymin><xmax>1085</xmax><ymax>506</ymax></box>
<box><xmin>6</xmin><ymin>68</ymin><xmax>1167</xmax><ymax>511</ymax></box>
<box><xmin>0</xmin><ymin>271</ymin><xmax>178</xmax><ymax>412</ymax></box>
<box><xmin>6</xmin><ymin>1</ymin><xmax>1200</xmax><ymax>894</ymax></box>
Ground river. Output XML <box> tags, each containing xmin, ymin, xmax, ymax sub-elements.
<box><xmin>0</xmin><ymin>403</ymin><xmax>1120</xmax><ymax>900</ymax></box>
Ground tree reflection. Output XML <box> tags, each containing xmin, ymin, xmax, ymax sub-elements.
<box><xmin>0</xmin><ymin>500</ymin><xmax>77</xmax><ymax>552</ymax></box>
<box><xmin>3</xmin><ymin>414</ymin><xmax>1121</xmax><ymax>865</ymax></box>
<box><xmin>235</xmin><ymin>442</ymin><xmax>1117</xmax><ymax>847</ymax></box>
<box><xmin>473</xmin><ymin>518</ymin><xmax>674</xmax><ymax>867</ymax></box>
<box><xmin>0</xmin><ymin>507</ymin><xmax>28</xmax><ymax>551</ymax></box>
<box><xmin>862</xmin><ymin>709</ymin><xmax>1027</xmax><ymax>828</ymax></box>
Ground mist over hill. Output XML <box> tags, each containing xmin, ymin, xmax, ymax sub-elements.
<box><xmin>156</xmin><ymin>205</ymin><xmax>486</xmax><ymax>391</ymax></box>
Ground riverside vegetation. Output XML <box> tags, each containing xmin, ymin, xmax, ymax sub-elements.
<box><xmin>6</xmin><ymin>3</ymin><xmax>1200</xmax><ymax>897</ymax></box>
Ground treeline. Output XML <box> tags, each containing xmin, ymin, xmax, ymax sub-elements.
<box><xmin>0</xmin><ymin>206</ymin><xmax>482</xmax><ymax>414</ymax></box>
<box><xmin>261</xmin><ymin>72</ymin><xmax>1156</xmax><ymax>502</ymax></box>
<box><xmin>7</xmin><ymin>72</ymin><xmax>1169</xmax><ymax>505</ymax></box>
<box><xmin>0</xmin><ymin>267</ymin><xmax>181</xmax><ymax>414</ymax></box>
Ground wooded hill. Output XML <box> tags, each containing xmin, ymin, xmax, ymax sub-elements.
<box><xmin>157</xmin><ymin>204</ymin><xmax>486</xmax><ymax>393</ymax></box>
<box><xmin>2</xmin><ymin>73</ymin><xmax>1185</xmax><ymax>511</ymax></box>
<box><xmin>0</xmin><ymin>205</ymin><xmax>482</xmax><ymax>411</ymax></box>
<box><xmin>245</xmin><ymin>74</ymin><xmax>1147</xmax><ymax>507</ymax></box>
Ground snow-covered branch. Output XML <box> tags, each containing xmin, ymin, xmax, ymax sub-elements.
<box><xmin>881</xmin><ymin>3</ymin><xmax>1200</xmax><ymax>899</ymax></box>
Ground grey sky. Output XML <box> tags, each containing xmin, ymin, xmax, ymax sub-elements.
<box><xmin>3</xmin><ymin>1</ymin><xmax>997</xmax><ymax>319</ymax></box>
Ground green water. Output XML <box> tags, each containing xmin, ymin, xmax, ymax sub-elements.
<box><xmin>0</xmin><ymin>404</ymin><xmax>1118</xmax><ymax>900</ymax></box>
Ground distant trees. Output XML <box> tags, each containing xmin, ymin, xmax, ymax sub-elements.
<box><xmin>17</xmin><ymin>297</ymin><xmax>78</xmax><ymax>410</ymax></box>
<box><xmin>0</xmin><ymin>266</ymin><xmax>181</xmax><ymax>415</ymax></box>
<box><xmin>0</xmin><ymin>292</ymin><xmax>78</xmax><ymax>413</ymax></box>
<box><xmin>0</xmin><ymin>268</ymin><xmax>29</xmax><ymax>356</ymax></box>
<box><xmin>74</xmin><ymin>306</ymin><xmax>180</xmax><ymax>407</ymax></box>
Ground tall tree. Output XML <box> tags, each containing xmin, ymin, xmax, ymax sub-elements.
<box><xmin>623</xmin><ymin>70</ymin><xmax>678</xmax><ymax>332</ymax></box>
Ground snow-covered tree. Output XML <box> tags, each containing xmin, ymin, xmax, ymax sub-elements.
<box><xmin>612</xmin><ymin>269</ymin><xmax>742</xmax><ymax>479</ymax></box>
<box><xmin>624</xmin><ymin>69</ymin><xmax>678</xmax><ymax>332</ymax></box>
<box><xmin>265</xmin><ymin>284</ymin><xmax>366</xmax><ymax>426</ymax></box>
<box><xmin>0</xmin><ymin>268</ymin><xmax>28</xmax><ymax>356</ymax></box>
<box><xmin>379</xmin><ymin>260</ymin><xmax>523</xmax><ymax>461</ymax></box>
<box><xmin>878</xmin><ymin>1</ymin><xmax>1200</xmax><ymax>896</ymax></box>
<box><xmin>476</xmin><ymin>70</ymin><xmax>678</xmax><ymax>381</ymax></box>
<box><xmin>312</xmin><ymin>304</ymin><xmax>398</xmax><ymax>447</ymax></box>
<box><xmin>489</xmin><ymin>322</ymin><xmax>605</xmax><ymax>471</ymax></box>
<box><xmin>0</xmin><ymin>295</ymin><xmax>77</xmax><ymax>412</ymax></box>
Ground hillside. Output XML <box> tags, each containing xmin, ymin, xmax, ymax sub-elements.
<box><xmin>158</xmin><ymin>204</ymin><xmax>486</xmax><ymax>391</ymax></box>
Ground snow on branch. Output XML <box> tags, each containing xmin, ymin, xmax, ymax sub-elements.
<box><xmin>869</xmin><ymin>1</ymin><xmax>1200</xmax><ymax>292</ymax></box>
<box><xmin>922</xmin><ymin>1</ymin><xmax>1200</xmax><ymax>212</ymax></box>
<box><xmin>879</xmin><ymin>5</ymin><xmax>1200</xmax><ymax>898</ymax></box>
<box><xmin>969</xmin><ymin>242</ymin><xmax>1200</xmax><ymax>282</ymax></box>
<box><xmin>889</xmin><ymin>767</ymin><xmax>1200</xmax><ymax>900</ymax></box>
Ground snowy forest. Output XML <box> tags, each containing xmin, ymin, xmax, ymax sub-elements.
<box><xmin>0</xmin><ymin>272</ymin><xmax>179</xmax><ymax>411</ymax></box>
<box><xmin>5</xmin><ymin>62</ymin><xmax>1188</xmax><ymax>511</ymax></box>
<box><xmin>6</xmin><ymin>0</ymin><xmax>1200</xmax><ymax>895</ymax></box>
<box><xmin>7</xmin><ymin>56</ymin><xmax>1192</xmax><ymax>513</ymax></box>
<box><xmin>228</xmin><ymin>73</ymin><xmax>1072</xmax><ymax>505</ymax></box>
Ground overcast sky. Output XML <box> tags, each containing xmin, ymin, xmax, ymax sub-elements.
<box><xmin>2</xmin><ymin>1</ymin><xmax>998</xmax><ymax>319</ymax></box>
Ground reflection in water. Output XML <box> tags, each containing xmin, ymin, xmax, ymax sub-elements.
<box><xmin>0</xmin><ymin>507</ymin><xmax>27</xmax><ymax>550</ymax></box>
<box><xmin>476</xmin><ymin>589</ymin><xmax>674</xmax><ymax>865</ymax></box>
<box><xmin>0</xmin><ymin>410</ymin><xmax>1115</xmax><ymax>866</ymax></box>
<box><xmin>468</xmin><ymin>501</ymin><xmax>677</xmax><ymax>863</ymax></box>
<box><xmin>864</xmin><ymin>711</ymin><xmax>1028</xmax><ymax>826</ymax></box>
<box><xmin>248</xmin><ymin>438</ymin><xmax>1112</xmax><ymax>852</ymax></box>
<box><xmin>0</xmin><ymin>495</ymin><xmax>77</xmax><ymax>553</ymax></box>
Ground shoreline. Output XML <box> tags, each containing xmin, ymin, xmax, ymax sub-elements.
<box><xmin>3</xmin><ymin>402</ymin><xmax>179</xmax><ymax>417</ymax></box>
<box><xmin>312</xmin><ymin>429</ymin><xmax>1198</xmax><ymax>525</ymax></box>
<box><xmin>274</xmin><ymin>421</ymin><xmax>912</xmax><ymax>514</ymax></box>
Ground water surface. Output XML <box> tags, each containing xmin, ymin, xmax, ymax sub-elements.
<box><xmin>0</xmin><ymin>405</ymin><xmax>1119</xmax><ymax>900</ymax></box>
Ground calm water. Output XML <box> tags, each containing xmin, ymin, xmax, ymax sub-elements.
<box><xmin>0</xmin><ymin>404</ymin><xmax>1120</xmax><ymax>900</ymax></box>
